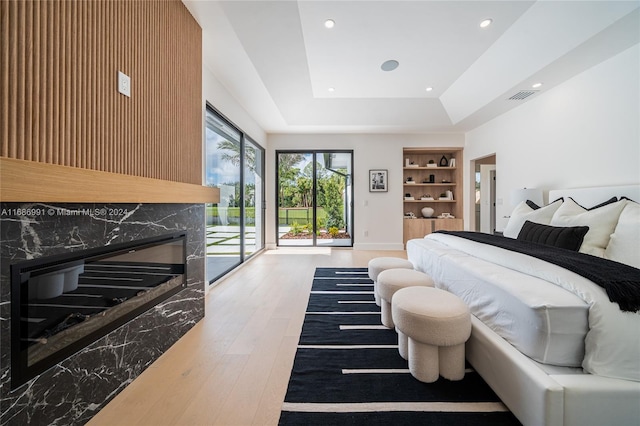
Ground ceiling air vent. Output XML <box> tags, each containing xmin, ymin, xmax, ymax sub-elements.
<box><xmin>507</xmin><ymin>90</ymin><xmax>538</xmax><ymax>100</ymax></box>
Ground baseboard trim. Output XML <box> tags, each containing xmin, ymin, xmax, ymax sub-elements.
<box><xmin>353</xmin><ymin>243</ymin><xmax>405</xmax><ymax>251</ymax></box>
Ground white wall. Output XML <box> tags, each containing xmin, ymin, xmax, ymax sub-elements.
<box><xmin>464</xmin><ymin>44</ymin><xmax>640</xmax><ymax>231</ymax></box>
<box><xmin>202</xmin><ymin>67</ymin><xmax>267</xmax><ymax>150</ymax></box>
<box><xmin>266</xmin><ymin>133</ymin><xmax>464</xmax><ymax>250</ymax></box>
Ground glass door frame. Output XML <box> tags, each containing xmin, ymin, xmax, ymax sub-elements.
<box><xmin>243</xmin><ymin>136</ymin><xmax>265</xmax><ymax>259</ymax></box>
<box><xmin>275</xmin><ymin>149</ymin><xmax>354</xmax><ymax>247</ymax></box>
<box><xmin>205</xmin><ymin>103</ymin><xmax>265</xmax><ymax>283</ymax></box>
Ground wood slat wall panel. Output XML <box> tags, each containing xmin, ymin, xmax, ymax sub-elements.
<box><xmin>1</xmin><ymin>0</ymin><xmax>202</xmax><ymax>185</ymax></box>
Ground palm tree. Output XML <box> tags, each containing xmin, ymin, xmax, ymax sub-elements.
<box><xmin>217</xmin><ymin>139</ymin><xmax>257</xmax><ymax>173</ymax></box>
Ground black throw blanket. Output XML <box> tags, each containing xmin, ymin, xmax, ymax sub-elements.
<box><xmin>436</xmin><ymin>231</ymin><xmax>640</xmax><ymax>313</ymax></box>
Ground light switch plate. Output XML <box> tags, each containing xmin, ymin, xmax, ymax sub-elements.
<box><xmin>118</xmin><ymin>71</ymin><xmax>131</xmax><ymax>97</ymax></box>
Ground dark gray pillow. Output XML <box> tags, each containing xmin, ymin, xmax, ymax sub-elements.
<box><xmin>526</xmin><ymin>197</ymin><xmax>564</xmax><ymax>210</ymax></box>
<box><xmin>570</xmin><ymin>196</ymin><xmax>618</xmax><ymax>210</ymax></box>
<box><xmin>517</xmin><ymin>220</ymin><xmax>589</xmax><ymax>251</ymax></box>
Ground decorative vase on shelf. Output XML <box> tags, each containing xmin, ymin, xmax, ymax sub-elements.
<box><xmin>421</xmin><ymin>207</ymin><xmax>435</xmax><ymax>218</ymax></box>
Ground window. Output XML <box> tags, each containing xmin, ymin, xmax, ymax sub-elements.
<box><xmin>205</xmin><ymin>105</ymin><xmax>265</xmax><ymax>282</ymax></box>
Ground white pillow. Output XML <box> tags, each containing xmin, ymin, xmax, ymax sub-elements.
<box><xmin>550</xmin><ymin>198</ymin><xmax>627</xmax><ymax>257</ymax></box>
<box><xmin>503</xmin><ymin>199</ymin><xmax>563</xmax><ymax>238</ymax></box>
<box><xmin>604</xmin><ymin>200</ymin><xmax>640</xmax><ymax>269</ymax></box>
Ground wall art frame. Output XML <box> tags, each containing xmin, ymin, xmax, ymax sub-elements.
<box><xmin>369</xmin><ymin>169</ymin><xmax>388</xmax><ymax>192</ymax></box>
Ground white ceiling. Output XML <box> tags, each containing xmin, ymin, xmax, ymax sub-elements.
<box><xmin>183</xmin><ymin>0</ymin><xmax>640</xmax><ymax>134</ymax></box>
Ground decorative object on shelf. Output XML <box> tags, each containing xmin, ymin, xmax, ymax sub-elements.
<box><xmin>404</xmin><ymin>212</ymin><xmax>416</xmax><ymax>218</ymax></box>
<box><xmin>430</xmin><ymin>174</ymin><xmax>435</xmax><ymax>183</ymax></box>
<box><xmin>449</xmin><ymin>158</ymin><xmax>456</xmax><ymax>167</ymax></box>
<box><xmin>406</xmin><ymin>176</ymin><xmax>415</xmax><ymax>184</ymax></box>
<box><xmin>439</xmin><ymin>155</ymin><xmax>449</xmax><ymax>167</ymax></box>
<box><xmin>437</xmin><ymin>191</ymin><xmax>454</xmax><ymax>200</ymax></box>
<box><xmin>369</xmin><ymin>169</ymin><xmax>388</xmax><ymax>192</ymax></box>
<box><xmin>421</xmin><ymin>207</ymin><xmax>435</xmax><ymax>218</ymax></box>
<box><xmin>421</xmin><ymin>194</ymin><xmax>434</xmax><ymax>201</ymax></box>
<box><xmin>438</xmin><ymin>213</ymin><xmax>455</xmax><ymax>219</ymax></box>
<box><xmin>442</xmin><ymin>179</ymin><xmax>451</xmax><ymax>183</ymax></box>
<box><xmin>405</xmin><ymin>158</ymin><xmax>410</xmax><ymax>167</ymax></box>
<box><xmin>426</xmin><ymin>160</ymin><xmax>437</xmax><ymax>168</ymax></box>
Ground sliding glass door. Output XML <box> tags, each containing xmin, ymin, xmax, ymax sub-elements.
<box><xmin>277</xmin><ymin>150</ymin><xmax>353</xmax><ymax>247</ymax></box>
<box><xmin>244</xmin><ymin>138</ymin><xmax>264</xmax><ymax>256</ymax></box>
<box><xmin>205</xmin><ymin>105</ymin><xmax>265</xmax><ymax>282</ymax></box>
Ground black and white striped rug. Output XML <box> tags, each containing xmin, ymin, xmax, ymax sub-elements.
<box><xmin>278</xmin><ymin>267</ymin><xmax>521</xmax><ymax>425</ymax></box>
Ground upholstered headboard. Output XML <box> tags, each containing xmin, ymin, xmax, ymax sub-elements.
<box><xmin>549</xmin><ymin>184</ymin><xmax>640</xmax><ymax>207</ymax></box>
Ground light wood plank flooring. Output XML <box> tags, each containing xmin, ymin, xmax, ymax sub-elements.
<box><xmin>88</xmin><ymin>248</ymin><xmax>406</xmax><ymax>426</ymax></box>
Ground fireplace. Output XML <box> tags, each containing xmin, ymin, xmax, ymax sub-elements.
<box><xmin>10</xmin><ymin>231</ymin><xmax>187</xmax><ymax>389</ymax></box>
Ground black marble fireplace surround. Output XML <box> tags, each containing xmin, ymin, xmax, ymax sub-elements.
<box><xmin>0</xmin><ymin>203</ymin><xmax>205</xmax><ymax>425</ymax></box>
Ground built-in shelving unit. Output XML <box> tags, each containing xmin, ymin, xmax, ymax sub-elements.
<box><xmin>402</xmin><ymin>148</ymin><xmax>464</xmax><ymax>246</ymax></box>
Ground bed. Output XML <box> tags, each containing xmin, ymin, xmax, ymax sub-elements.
<box><xmin>406</xmin><ymin>185</ymin><xmax>640</xmax><ymax>426</ymax></box>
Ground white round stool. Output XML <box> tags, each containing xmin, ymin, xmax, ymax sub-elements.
<box><xmin>367</xmin><ymin>257</ymin><xmax>413</xmax><ymax>306</ymax></box>
<box><xmin>377</xmin><ymin>269</ymin><xmax>434</xmax><ymax>329</ymax></box>
<box><xmin>392</xmin><ymin>286</ymin><xmax>471</xmax><ymax>383</ymax></box>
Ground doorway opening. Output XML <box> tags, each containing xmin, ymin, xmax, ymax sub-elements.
<box><xmin>276</xmin><ymin>150</ymin><xmax>353</xmax><ymax>247</ymax></box>
<box><xmin>471</xmin><ymin>154</ymin><xmax>496</xmax><ymax>234</ymax></box>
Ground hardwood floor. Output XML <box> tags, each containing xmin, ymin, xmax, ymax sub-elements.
<box><xmin>88</xmin><ymin>248</ymin><xmax>406</xmax><ymax>426</ymax></box>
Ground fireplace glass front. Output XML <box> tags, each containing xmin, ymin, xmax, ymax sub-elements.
<box><xmin>11</xmin><ymin>232</ymin><xmax>187</xmax><ymax>389</ymax></box>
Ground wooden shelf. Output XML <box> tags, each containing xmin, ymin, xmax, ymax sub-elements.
<box><xmin>404</xmin><ymin>200</ymin><xmax>456</xmax><ymax>203</ymax></box>
<box><xmin>0</xmin><ymin>157</ymin><xmax>220</xmax><ymax>204</ymax></box>
<box><xmin>404</xmin><ymin>166</ymin><xmax>457</xmax><ymax>170</ymax></box>
<box><xmin>404</xmin><ymin>183</ymin><xmax>457</xmax><ymax>186</ymax></box>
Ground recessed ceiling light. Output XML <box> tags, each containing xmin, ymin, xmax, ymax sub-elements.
<box><xmin>328</xmin><ymin>87</ymin><xmax>335</xmax><ymax>92</ymax></box>
<box><xmin>381</xmin><ymin>60</ymin><xmax>399</xmax><ymax>72</ymax></box>
<box><xmin>480</xmin><ymin>18</ymin><xmax>493</xmax><ymax>28</ymax></box>
<box><xmin>426</xmin><ymin>87</ymin><xmax>433</xmax><ymax>92</ymax></box>
<box><xmin>532</xmin><ymin>82</ymin><xmax>543</xmax><ymax>88</ymax></box>
<box><xmin>324</xmin><ymin>19</ymin><xmax>335</xmax><ymax>29</ymax></box>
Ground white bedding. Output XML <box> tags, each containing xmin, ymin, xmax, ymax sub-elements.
<box><xmin>408</xmin><ymin>233</ymin><xmax>640</xmax><ymax>382</ymax></box>
<box><xmin>407</xmin><ymin>236</ymin><xmax>589</xmax><ymax>367</ymax></box>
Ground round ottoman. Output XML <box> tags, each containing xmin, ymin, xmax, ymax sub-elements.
<box><xmin>377</xmin><ymin>269</ymin><xmax>434</xmax><ymax>329</ymax></box>
<box><xmin>367</xmin><ymin>257</ymin><xmax>413</xmax><ymax>305</ymax></box>
<box><xmin>392</xmin><ymin>286</ymin><xmax>471</xmax><ymax>383</ymax></box>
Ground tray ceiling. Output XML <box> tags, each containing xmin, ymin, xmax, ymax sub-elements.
<box><xmin>183</xmin><ymin>1</ymin><xmax>639</xmax><ymax>133</ymax></box>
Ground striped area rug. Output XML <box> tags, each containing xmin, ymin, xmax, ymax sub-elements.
<box><xmin>278</xmin><ymin>267</ymin><xmax>521</xmax><ymax>425</ymax></box>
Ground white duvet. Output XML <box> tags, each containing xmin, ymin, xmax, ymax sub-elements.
<box><xmin>411</xmin><ymin>233</ymin><xmax>640</xmax><ymax>382</ymax></box>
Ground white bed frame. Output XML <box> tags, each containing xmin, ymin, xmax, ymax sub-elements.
<box><xmin>548</xmin><ymin>184</ymin><xmax>640</xmax><ymax>209</ymax></box>
<box><xmin>463</xmin><ymin>184</ymin><xmax>640</xmax><ymax>426</ymax></box>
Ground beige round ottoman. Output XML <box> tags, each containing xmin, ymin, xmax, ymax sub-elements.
<box><xmin>392</xmin><ymin>286</ymin><xmax>471</xmax><ymax>383</ymax></box>
<box><xmin>367</xmin><ymin>257</ymin><xmax>413</xmax><ymax>306</ymax></box>
<box><xmin>377</xmin><ymin>269</ymin><xmax>434</xmax><ymax>329</ymax></box>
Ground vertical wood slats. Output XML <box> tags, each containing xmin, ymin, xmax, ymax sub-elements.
<box><xmin>0</xmin><ymin>0</ymin><xmax>202</xmax><ymax>185</ymax></box>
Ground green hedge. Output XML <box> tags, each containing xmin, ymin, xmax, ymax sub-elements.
<box><xmin>277</xmin><ymin>208</ymin><xmax>326</xmax><ymax>226</ymax></box>
<box><xmin>206</xmin><ymin>206</ymin><xmax>253</xmax><ymax>225</ymax></box>
<box><xmin>205</xmin><ymin>206</ymin><xmax>327</xmax><ymax>226</ymax></box>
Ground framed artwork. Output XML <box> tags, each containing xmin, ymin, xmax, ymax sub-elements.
<box><xmin>369</xmin><ymin>169</ymin><xmax>388</xmax><ymax>192</ymax></box>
